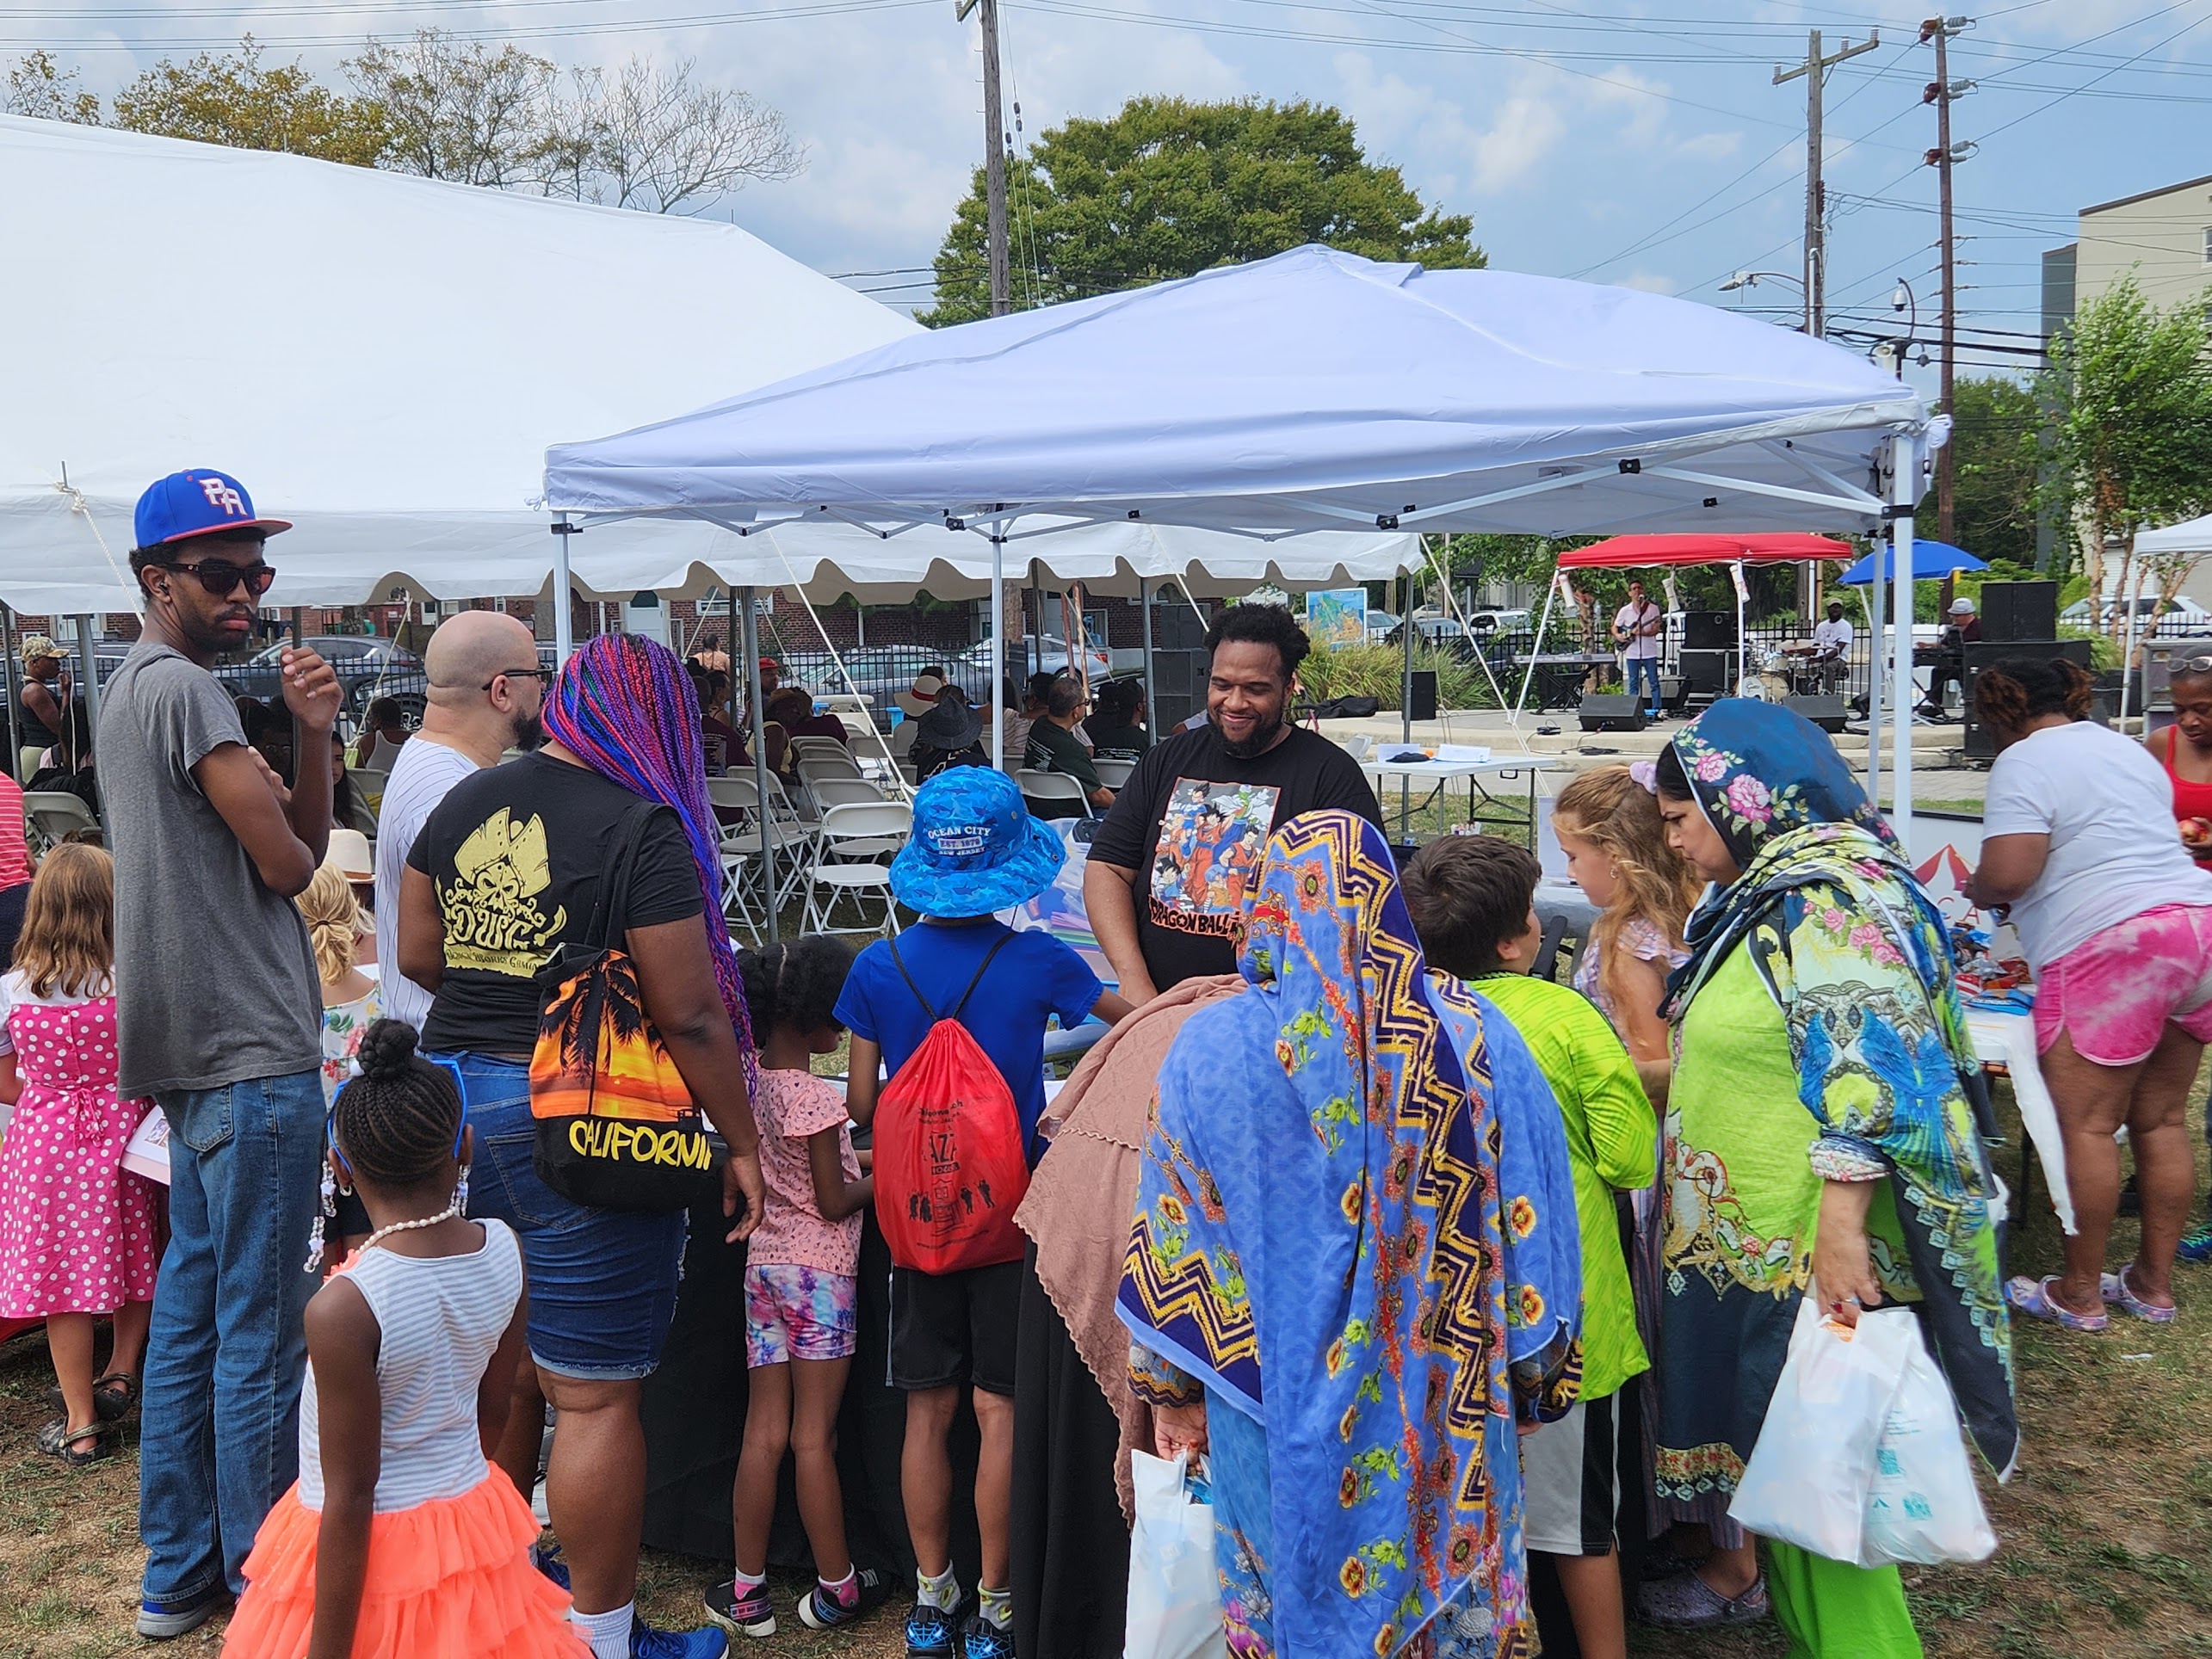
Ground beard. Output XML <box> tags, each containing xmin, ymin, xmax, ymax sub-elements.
<box><xmin>509</xmin><ymin>707</ymin><xmax>546</xmax><ymax>752</ymax></box>
<box><xmin>1216</xmin><ymin>706</ymin><xmax>1284</xmax><ymax>760</ymax></box>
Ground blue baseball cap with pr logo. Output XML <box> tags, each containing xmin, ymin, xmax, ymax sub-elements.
<box><xmin>133</xmin><ymin>468</ymin><xmax>293</xmax><ymax>552</ymax></box>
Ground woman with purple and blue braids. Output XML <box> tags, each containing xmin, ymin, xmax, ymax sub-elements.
<box><xmin>399</xmin><ymin>632</ymin><xmax>764</xmax><ymax>1659</ymax></box>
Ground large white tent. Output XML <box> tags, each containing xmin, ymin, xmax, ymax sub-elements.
<box><xmin>546</xmin><ymin>246</ymin><xmax>1937</xmax><ymax>814</ymax></box>
<box><xmin>2140</xmin><ymin>513</ymin><xmax>2212</xmax><ymax>556</ymax></box>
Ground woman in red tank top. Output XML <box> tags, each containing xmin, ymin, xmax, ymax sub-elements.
<box><xmin>2151</xmin><ymin>655</ymin><xmax>2212</xmax><ymax>859</ymax></box>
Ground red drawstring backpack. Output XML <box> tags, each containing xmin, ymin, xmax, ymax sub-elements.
<box><xmin>873</xmin><ymin>934</ymin><xmax>1032</xmax><ymax>1274</ymax></box>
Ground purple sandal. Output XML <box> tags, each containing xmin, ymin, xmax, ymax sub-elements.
<box><xmin>2005</xmin><ymin>1274</ymin><xmax>2109</xmax><ymax>1332</ymax></box>
<box><xmin>2100</xmin><ymin>1265</ymin><xmax>2177</xmax><ymax>1323</ymax></box>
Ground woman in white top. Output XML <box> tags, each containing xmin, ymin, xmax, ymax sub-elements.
<box><xmin>224</xmin><ymin>1019</ymin><xmax>588</xmax><ymax>1659</ymax></box>
<box><xmin>1968</xmin><ymin>655</ymin><xmax>2212</xmax><ymax>1331</ymax></box>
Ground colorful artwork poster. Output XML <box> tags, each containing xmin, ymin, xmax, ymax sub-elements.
<box><xmin>1304</xmin><ymin>588</ymin><xmax>1369</xmax><ymax>651</ymax></box>
<box><xmin>1148</xmin><ymin>778</ymin><xmax>1280</xmax><ymax>939</ymax></box>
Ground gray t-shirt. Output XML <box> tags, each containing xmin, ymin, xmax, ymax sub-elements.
<box><xmin>101</xmin><ymin>643</ymin><xmax>321</xmax><ymax>1097</ymax></box>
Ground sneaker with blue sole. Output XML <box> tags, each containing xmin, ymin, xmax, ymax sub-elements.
<box><xmin>631</xmin><ymin>1618</ymin><xmax>731</xmax><ymax>1658</ymax></box>
<box><xmin>135</xmin><ymin>1583</ymin><xmax>233</xmax><ymax>1640</ymax></box>
<box><xmin>2178</xmin><ymin>1220</ymin><xmax>2212</xmax><ymax>1264</ymax></box>
<box><xmin>905</xmin><ymin>1594</ymin><xmax>967</xmax><ymax>1657</ymax></box>
<box><xmin>533</xmin><ymin>1543</ymin><xmax>572</xmax><ymax>1592</ymax></box>
<box><xmin>960</xmin><ymin>1610</ymin><xmax>1016</xmax><ymax>1659</ymax></box>
<box><xmin>799</xmin><ymin>1564</ymin><xmax>891</xmax><ymax>1631</ymax></box>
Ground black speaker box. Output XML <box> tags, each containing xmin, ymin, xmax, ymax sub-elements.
<box><xmin>1978</xmin><ymin>581</ymin><xmax>2058</xmax><ymax>644</ymax></box>
<box><xmin>1152</xmin><ymin>647</ymin><xmax>1208</xmax><ymax>697</ymax></box>
<box><xmin>1155</xmin><ymin>604</ymin><xmax>1209</xmax><ymax>651</ymax></box>
<box><xmin>1684</xmin><ymin>610</ymin><xmax>1737</xmax><ymax>651</ymax></box>
<box><xmin>1578</xmin><ymin>694</ymin><xmax>1647</xmax><ymax>732</ymax></box>
<box><xmin>1659</xmin><ymin>674</ymin><xmax>1690</xmax><ymax>712</ymax></box>
<box><xmin>1785</xmin><ymin>694</ymin><xmax>1849</xmax><ymax>733</ymax></box>
<box><xmin>1679</xmin><ymin>648</ymin><xmax>1733</xmax><ymax>695</ymax></box>
<box><xmin>1408</xmin><ymin>669</ymin><xmax>1437</xmax><ymax>723</ymax></box>
<box><xmin>1962</xmin><ymin>638</ymin><xmax>2093</xmax><ymax>758</ymax></box>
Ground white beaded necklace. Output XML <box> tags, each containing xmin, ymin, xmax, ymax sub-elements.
<box><xmin>359</xmin><ymin>1200</ymin><xmax>463</xmax><ymax>1255</ymax></box>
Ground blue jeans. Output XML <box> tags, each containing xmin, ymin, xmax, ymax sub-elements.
<box><xmin>1625</xmin><ymin>655</ymin><xmax>1663</xmax><ymax>714</ymax></box>
<box><xmin>139</xmin><ymin>1069</ymin><xmax>325</xmax><ymax>1603</ymax></box>
<box><xmin>433</xmin><ymin>1052</ymin><xmax>685</xmax><ymax>1379</ymax></box>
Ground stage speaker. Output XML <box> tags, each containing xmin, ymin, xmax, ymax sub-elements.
<box><xmin>1684</xmin><ymin>610</ymin><xmax>1737</xmax><ymax>651</ymax></box>
<box><xmin>1408</xmin><ymin>669</ymin><xmax>1437</xmax><ymax>723</ymax></box>
<box><xmin>1962</xmin><ymin>638</ymin><xmax>2093</xmax><ymax>758</ymax></box>
<box><xmin>1679</xmin><ymin>648</ymin><xmax>1733</xmax><ymax>696</ymax></box>
<box><xmin>1578</xmin><ymin>694</ymin><xmax>1647</xmax><ymax>732</ymax></box>
<box><xmin>1978</xmin><ymin>581</ymin><xmax>2058</xmax><ymax>644</ymax></box>
<box><xmin>1785</xmin><ymin>694</ymin><xmax>1849</xmax><ymax>734</ymax></box>
<box><xmin>1659</xmin><ymin>674</ymin><xmax>1690</xmax><ymax>712</ymax></box>
<box><xmin>1150</xmin><ymin>647</ymin><xmax>1209</xmax><ymax>732</ymax></box>
<box><xmin>1155</xmin><ymin>604</ymin><xmax>1209</xmax><ymax>651</ymax></box>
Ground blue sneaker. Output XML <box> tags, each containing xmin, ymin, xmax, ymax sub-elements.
<box><xmin>2179</xmin><ymin>1220</ymin><xmax>2212</xmax><ymax>1264</ymax></box>
<box><xmin>135</xmin><ymin>1583</ymin><xmax>232</xmax><ymax>1639</ymax></box>
<box><xmin>905</xmin><ymin>1595</ymin><xmax>966</xmax><ymax>1657</ymax></box>
<box><xmin>960</xmin><ymin>1609</ymin><xmax>1016</xmax><ymax>1659</ymax></box>
<box><xmin>630</xmin><ymin>1618</ymin><xmax>730</xmax><ymax>1659</ymax></box>
<box><xmin>533</xmin><ymin>1543</ymin><xmax>572</xmax><ymax>1592</ymax></box>
<box><xmin>800</xmin><ymin>1564</ymin><xmax>891</xmax><ymax>1631</ymax></box>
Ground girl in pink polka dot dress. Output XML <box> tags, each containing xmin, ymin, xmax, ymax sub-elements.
<box><xmin>0</xmin><ymin>843</ymin><xmax>158</xmax><ymax>1465</ymax></box>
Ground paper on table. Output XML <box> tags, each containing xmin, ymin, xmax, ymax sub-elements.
<box><xmin>1436</xmin><ymin>744</ymin><xmax>1492</xmax><ymax>762</ymax></box>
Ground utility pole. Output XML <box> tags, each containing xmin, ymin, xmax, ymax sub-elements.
<box><xmin>1923</xmin><ymin>15</ymin><xmax>1975</xmax><ymax>547</ymax></box>
<box><xmin>955</xmin><ymin>0</ymin><xmax>1010</xmax><ymax>316</ymax></box>
<box><xmin>1776</xmin><ymin>27</ymin><xmax>1876</xmax><ymax>618</ymax></box>
<box><xmin>1775</xmin><ymin>28</ymin><xmax>1880</xmax><ymax>339</ymax></box>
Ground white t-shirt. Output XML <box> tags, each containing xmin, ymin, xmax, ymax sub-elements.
<box><xmin>1981</xmin><ymin>719</ymin><xmax>2212</xmax><ymax>970</ymax></box>
<box><xmin>373</xmin><ymin>736</ymin><xmax>482</xmax><ymax>1032</ymax></box>
<box><xmin>0</xmin><ymin>966</ymin><xmax>110</xmax><ymax>1055</ymax></box>
<box><xmin>1614</xmin><ymin>601</ymin><xmax>1662</xmax><ymax>660</ymax></box>
<box><xmin>1813</xmin><ymin>617</ymin><xmax>1854</xmax><ymax>656</ymax></box>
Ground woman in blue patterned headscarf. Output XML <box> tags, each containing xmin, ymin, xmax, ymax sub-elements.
<box><xmin>1117</xmin><ymin>810</ymin><xmax>1582</xmax><ymax>1659</ymax></box>
<box><xmin>1643</xmin><ymin>698</ymin><xmax>2013</xmax><ymax>1655</ymax></box>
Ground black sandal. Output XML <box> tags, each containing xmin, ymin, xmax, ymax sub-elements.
<box><xmin>44</xmin><ymin>1371</ymin><xmax>139</xmax><ymax>1423</ymax></box>
<box><xmin>35</xmin><ymin>1417</ymin><xmax>111</xmax><ymax>1465</ymax></box>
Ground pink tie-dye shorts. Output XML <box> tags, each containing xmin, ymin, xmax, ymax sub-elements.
<box><xmin>2033</xmin><ymin>902</ymin><xmax>2212</xmax><ymax>1066</ymax></box>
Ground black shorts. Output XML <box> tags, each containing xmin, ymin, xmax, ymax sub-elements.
<box><xmin>890</xmin><ymin>1260</ymin><xmax>1023</xmax><ymax>1395</ymax></box>
<box><xmin>1520</xmin><ymin>1389</ymin><xmax>1620</xmax><ymax>1557</ymax></box>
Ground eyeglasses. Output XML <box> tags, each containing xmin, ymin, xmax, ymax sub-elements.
<box><xmin>153</xmin><ymin>558</ymin><xmax>277</xmax><ymax>597</ymax></box>
<box><xmin>2180</xmin><ymin>655</ymin><xmax>2212</xmax><ymax>676</ymax></box>
<box><xmin>481</xmin><ymin>666</ymin><xmax>554</xmax><ymax>690</ymax></box>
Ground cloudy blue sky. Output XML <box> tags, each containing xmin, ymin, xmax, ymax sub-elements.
<box><xmin>15</xmin><ymin>0</ymin><xmax>2211</xmax><ymax>379</ymax></box>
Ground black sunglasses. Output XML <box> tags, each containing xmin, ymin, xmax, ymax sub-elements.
<box><xmin>154</xmin><ymin>558</ymin><xmax>277</xmax><ymax>598</ymax></box>
<box><xmin>481</xmin><ymin>666</ymin><xmax>555</xmax><ymax>690</ymax></box>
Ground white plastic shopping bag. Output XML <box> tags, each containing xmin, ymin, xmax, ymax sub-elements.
<box><xmin>1859</xmin><ymin>1318</ymin><xmax>1998</xmax><ymax>1567</ymax></box>
<box><xmin>1729</xmin><ymin>1298</ymin><xmax>1915</xmax><ymax>1563</ymax></box>
<box><xmin>1124</xmin><ymin>1451</ymin><xmax>1227</xmax><ymax>1659</ymax></box>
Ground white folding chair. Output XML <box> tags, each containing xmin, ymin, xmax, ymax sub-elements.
<box><xmin>804</xmin><ymin>801</ymin><xmax>913</xmax><ymax>934</ymax></box>
<box><xmin>808</xmin><ymin>776</ymin><xmax>887</xmax><ymax>809</ymax></box>
<box><xmin>888</xmin><ymin>721</ymin><xmax>918</xmax><ymax>759</ymax></box>
<box><xmin>788</xmin><ymin>736</ymin><xmax>850</xmax><ymax>761</ymax></box>
<box><xmin>1338</xmin><ymin>732</ymin><xmax>1375</xmax><ymax>762</ymax></box>
<box><xmin>1016</xmin><ymin>769</ymin><xmax>1092</xmax><ymax>817</ymax></box>
<box><xmin>22</xmin><ymin>790</ymin><xmax>97</xmax><ymax>847</ymax></box>
<box><xmin>797</xmin><ymin>749</ymin><xmax>866</xmax><ymax>783</ymax></box>
<box><xmin>1092</xmin><ymin>756</ymin><xmax>1135</xmax><ymax>790</ymax></box>
<box><xmin>706</xmin><ymin>776</ymin><xmax>810</xmax><ymax>934</ymax></box>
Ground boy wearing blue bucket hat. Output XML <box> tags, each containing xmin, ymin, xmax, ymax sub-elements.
<box><xmin>837</xmin><ymin>769</ymin><xmax>1132</xmax><ymax>1659</ymax></box>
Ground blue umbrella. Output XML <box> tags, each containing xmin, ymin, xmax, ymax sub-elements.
<box><xmin>1836</xmin><ymin>540</ymin><xmax>1988</xmax><ymax>585</ymax></box>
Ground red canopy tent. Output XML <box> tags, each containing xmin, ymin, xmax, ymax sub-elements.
<box><xmin>1557</xmin><ymin>533</ymin><xmax>1854</xmax><ymax>569</ymax></box>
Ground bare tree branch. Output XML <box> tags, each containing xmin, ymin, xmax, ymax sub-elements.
<box><xmin>549</xmin><ymin>54</ymin><xmax>805</xmax><ymax>214</ymax></box>
<box><xmin>346</xmin><ymin>29</ymin><xmax>554</xmax><ymax>188</ymax></box>
<box><xmin>3</xmin><ymin>50</ymin><xmax>102</xmax><ymax>125</ymax></box>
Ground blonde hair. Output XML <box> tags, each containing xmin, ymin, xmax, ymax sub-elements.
<box><xmin>14</xmin><ymin>842</ymin><xmax>114</xmax><ymax>1000</ymax></box>
<box><xmin>295</xmin><ymin>862</ymin><xmax>363</xmax><ymax>986</ymax></box>
<box><xmin>1552</xmin><ymin>766</ymin><xmax>1701</xmax><ymax>1013</ymax></box>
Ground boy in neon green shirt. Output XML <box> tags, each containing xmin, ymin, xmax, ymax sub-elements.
<box><xmin>1404</xmin><ymin>834</ymin><xmax>1656</xmax><ymax>1659</ymax></box>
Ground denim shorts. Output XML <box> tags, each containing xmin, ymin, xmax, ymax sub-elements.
<box><xmin>433</xmin><ymin>1052</ymin><xmax>686</xmax><ymax>1380</ymax></box>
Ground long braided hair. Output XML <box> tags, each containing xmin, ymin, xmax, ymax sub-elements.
<box><xmin>541</xmin><ymin>632</ymin><xmax>757</xmax><ymax>1077</ymax></box>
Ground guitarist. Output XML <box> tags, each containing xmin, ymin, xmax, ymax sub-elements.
<box><xmin>1611</xmin><ymin>579</ymin><xmax>1665</xmax><ymax>719</ymax></box>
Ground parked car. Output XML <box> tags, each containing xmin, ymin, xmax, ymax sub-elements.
<box><xmin>1364</xmin><ymin>608</ymin><xmax>1400</xmax><ymax>642</ymax></box>
<box><xmin>218</xmin><ymin>634</ymin><xmax>423</xmax><ymax>721</ymax></box>
<box><xmin>2060</xmin><ymin>595</ymin><xmax>2212</xmax><ymax>632</ymax></box>
<box><xmin>953</xmin><ymin>635</ymin><xmax>1112</xmax><ymax>687</ymax></box>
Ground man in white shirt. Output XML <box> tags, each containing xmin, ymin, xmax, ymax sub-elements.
<box><xmin>373</xmin><ymin>612</ymin><xmax>548</xmax><ymax>1029</ymax></box>
<box><xmin>1612</xmin><ymin>579</ymin><xmax>1665</xmax><ymax>718</ymax></box>
<box><xmin>1809</xmin><ymin>601</ymin><xmax>1855</xmax><ymax>694</ymax></box>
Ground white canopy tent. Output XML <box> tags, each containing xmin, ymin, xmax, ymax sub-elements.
<box><xmin>547</xmin><ymin>245</ymin><xmax>1934</xmax><ymax>815</ymax></box>
<box><xmin>2139</xmin><ymin>514</ymin><xmax>2212</xmax><ymax>556</ymax></box>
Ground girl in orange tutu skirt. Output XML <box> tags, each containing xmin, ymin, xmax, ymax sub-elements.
<box><xmin>225</xmin><ymin>1020</ymin><xmax>588</xmax><ymax>1659</ymax></box>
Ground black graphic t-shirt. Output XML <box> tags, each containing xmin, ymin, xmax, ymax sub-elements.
<box><xmin>410</xmin><ymin>752</ymin><xmax>703</xmax><ymax>1056</ymax></box>
<box><xmin>1088</xmin><ymin>725</ymin><xmax>1383</xmax><ymax>989</ymax></box>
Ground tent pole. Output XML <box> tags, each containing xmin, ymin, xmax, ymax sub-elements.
<box><xmin>741</xmin><ymin>586</ymin><xmax>775</xmax><ymax>943</ymax></box>
<box><xmin>2120</xmin><ymin>577</ymin><xmax>2141</xmax><ymax>729</ymax></box>
<box><xmin>1139</xmin><ymin>577</ymin><xmax>1156</xmax><ymax>740</ymax></box>
<box><xmin>0</xmin><ymin>604</ymin><xmax>20</xmax><ymax>774</ymax></box>
<box><xmin>1891</xmin><ymin>437</ymin><xmax>1920</xmax><ymax>831</ymax></box>
<box><xmin>1401</xmin><ymin>569</ymin><xmax>1414</xmax><ymax>747</ymax></box>
<box><xmin>1866</xmin><ymin>535</ymin><xmax>1886</xmax><ymax>805</ymax></box>
<box><xmin>72</xmin><ymin>614</ymin><xmax>101</xmax><ymax>742</ymax></box>
<box><xmin>1029</xmin><ymin>560</ymin><xmax>1043</xmax><ymax>680</ymax></box>
<box><xmin>1733</xmin><ymin>563</ymin><xmax>1746</xmax><ymax>694</ymax></box>
<box><xmin>992</xmin><ymin>538</ymin><xmax>1007</xmax><ymax>771</ymax></box>
<box><xmin>1515</xmin><ymin>569</ymin><xmax>1561</xmax><ymax>726</ymax></box>
<box><xmin>552</xmin><ymin>516</ymin><xmax>576</xmax><ymax>663</ymax></box>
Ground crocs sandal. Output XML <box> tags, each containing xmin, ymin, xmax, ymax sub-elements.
<box><xmin>2100</xmin><ymin>1264</ymin><xmax>2177</xmax><ymax>1324</ymax></box>
<box><xmin>46</xmin><ymin>1371</ymin><xmax>139</xmax><ymax>1424</ymax></box>
<box><xmin>2005</xmin><ymin>1274</ymin><xmax>2108</xmax><ymax>1332</ymax></box>
<box><xmin>34</xmin><ymin>1418</ymin><xmax>110</xmax><ymax>1465</ymax></box>
<box><xmin>1639</xmin><ymin>1568</ymin><xmax>1770</xmax><ymax>1629</ymax></box>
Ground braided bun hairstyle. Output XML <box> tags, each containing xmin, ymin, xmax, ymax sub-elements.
<box><xmin>1972</xmin><ymin>655</ymin><xmax>2094</xmax><ymax>737</ymax></box>
<box><xmin>331</xmin><ymin>1019</ymin><xmax>462</xmax><ymax>1187</ymax></box>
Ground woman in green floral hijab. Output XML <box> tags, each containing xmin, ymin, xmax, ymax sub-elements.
<box><xmin>1640</xmin><ymin>700</ymin><xmax>2014</xmax><ymax>1657</ymax></box>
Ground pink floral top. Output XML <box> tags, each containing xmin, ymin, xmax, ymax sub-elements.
<box><xmin>751</xmin><ymin>1070</ymin><xmax>862</xmax><ymax>1276</ymax></box>
<box><xmin>1572</xmin><ymin>915</ymin><xmax>1688</xmax><ymax>1037</ymax></box>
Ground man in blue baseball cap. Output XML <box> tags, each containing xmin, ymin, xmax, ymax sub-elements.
<box><xmin>101</xmin><ymin>469</ymin><xmax>343</xmax><ymax>1638</ymax></box>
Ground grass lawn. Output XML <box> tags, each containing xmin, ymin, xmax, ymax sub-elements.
<box><xmin>3</xmin><ymin>1077</ymin><xmax>2206</xmax><ymax>1658</ymax></box>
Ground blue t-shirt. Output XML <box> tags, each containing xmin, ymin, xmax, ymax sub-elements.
<box><xmin>836</xmin><ymin>919</ymin><xmax>1104</xmax><ymax>1163</ymax></box>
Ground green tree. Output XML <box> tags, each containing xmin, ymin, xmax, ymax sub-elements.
<box><xmin>344</xmin><ymin>30</ymin><xmax>553</xmax><ymax>186</ymax></box>
<box><xmin>112</xmin><ymin>37</ymin><xmax>388</xmax><ymax>165</ymax></box>
<box><xmin>2038</xmin><ymin>277</ymin><xmax>2212</xmax><ymax>644</ymax></box>
<box><xmin>1930</xmin><ymin>375</ymin><xmax>2041</xmax><ymax>567</ymax></box>
<box><xmin>3</xmin><ymin>50</ymin><xmax>101</xmax><ymax>124</ymax></box>
<box><xmin>923</xmin><ymin>96</ymin><xmax>1482</xmax><ymax>325</ymax></box>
